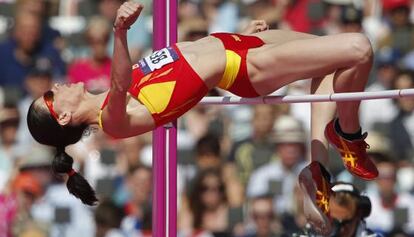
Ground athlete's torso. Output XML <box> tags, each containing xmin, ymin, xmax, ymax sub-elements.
<box><xmin>100</xmin><ymin>34</ymin><xmax>262</xmax><ymax>136</ymax></box>
<box><xmin>175</xmin><ymin>36</ymin><xmax>227</xmax><ymax>88</ymax></box>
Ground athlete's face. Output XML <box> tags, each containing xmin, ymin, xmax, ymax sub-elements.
<box><xmin>38</xmin><ymin>82</ymin><xmax>86</xmax><ymax>120</ymax></box>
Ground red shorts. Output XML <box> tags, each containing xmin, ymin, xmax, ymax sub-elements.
<box><xmin>211</xmin><ymin>33</ymin><xmax>264</xmax><ymax>98</ymax></box>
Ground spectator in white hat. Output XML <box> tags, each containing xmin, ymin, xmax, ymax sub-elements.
<box><xmin>247</xmin><ymin>115</ymin><xmax>308</xmax><ymax>215</ymax></box>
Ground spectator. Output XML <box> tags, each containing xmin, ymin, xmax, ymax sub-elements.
<box><xmin>120</xmin><ymin>165</ymin><xmax>152</xmax><ymax>236</ymax></box>
<box><xmin>0</xmin><ymin>172</ymin><xmax>47</xmax><ymax>237</ymax></box>
<box><xmin>378</xmin><ymin>0</ymin><xmax>414</xmax><ymax>56</ymax></box>
<box><xmin>30</xmin><ymin>164</ymin><xmax>95</xmax><ymax>237</ymax></box>
<box><xmin>180</xmin><ymin>169</ymin><xmax>232</xmax><ymax>236</ymax></box>
<box><xmin>200</xmin><ymin>0</ymin><xmax>239</xmax><ymax>33</ymax></box>
<box><xmin>179</xmin><ymin>17</ymin><xmax>209</xmax><ymax>42</ymax></box>
<box><xmin>15</xmin><ymin>0</ymin><xmax>62</xmax><ymax>46</ymax></box>
<box><xmin>243</xmin><ymin>195</ymin><xmax>284</xmax><ymax>237</ymax></box>
<box><xmin>241</xmin><ymin>0</ymin><xmax>280</xmax><ymax>31</ymax></box>
<box><xmin>327</xmin><ymin>182</ymin><xmax>379</xmax><ymax>237</ymax></box>
<box><xmin>365</xmin><ymin>157</ymin><xmax>414</xmax><ymax>235</ymax></box>
<box><xmin>194</xmin><ymin>134</ymin><xmax>223</xmax><ymax>170</ymax></box>
<box><xmin>10</xmin><ymin>172</ymin><xmax>49</xmax><ymax>237</ymax></box>
<box><xmin>387</xmin><ymin>70</ymin><xmax>414</xmax><ymax>163</ymax></box>
<box><xmin>15</xmin><ymin>145</ymin><xmax>87</xmax><ymax>237</ymax></box>
<box><xmin>178</xmin><ymin>0</ymin><xmax>200</xmax><ymax>23</ymax></box>
<box><xmin>16</xmin><ymin>57</ymin><xmax>53</xmax><ymax>153</ymax></box>
<box><xmin>228</xmin><ymin>105</ymin><xmax>278</xmax><ymax>185</ymax></box>
<box><xmin>67</xmin><ymin>16</ymin><xmax>112</xmax><ymax>93</ymax></box>
<box><xmin>95</xmin><ymin>199</ymin><xmax>125</xmax><ymax>237</ymax></box>
<box><xmin>178</xmin><ymin>133</ymin><xmax>244</xmax><ymax>208</ymax></box>
<box><xmin>17</xmin><ymin>144</ymin><xmax>54</xmax><ymax>191</ymax></box>
<box><xmin>179</xmin><ymin>91</ymin><xmax>227</xmax><ymax>153</ymax></box>
<box><xmin>338</xmin><ymin>5</ymin><xmax>364</xmax><ymax>33</ymax></box>
<box><xmin>115</xmin><ymin>135</ymin><xmax>147</xmax><ymax>176</ymax></box>
<box><xmin>247</xmin><ymin>115</ymin><xmax>307</xmax><ymax>215</ymax></box>
<box><xmin>282</xmin><ymin>0</ymin><xmax>327</xmax><ymax>34</ymax></box>
<box><xmin>360</xmin><ymin>50</ymin><xmax>399</xmax><ymax>131</ymax></box>
<box><xmin>0</xmin><ymin>11</ymin><xmax>65</xmax><ymax>94</ymax></box>
<box><xmin>0</xmin><ymin>104</ymin><xmax>20</xmax><ymax>192</ymax></box>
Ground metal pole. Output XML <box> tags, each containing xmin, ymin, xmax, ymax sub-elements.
<box><xmin>199</xmin><ymin>88</ymin><xmax>414</xmax><ymax>105</ymax></box>
<box><xmin>153</xmin><ymin>0</ymin><xmax>177</xmax><ymax>236</ymax></box>
<box><xmin>168</xmin><ymin>0</ymin><xmax>178</xmax><ymax>236</ymax></box>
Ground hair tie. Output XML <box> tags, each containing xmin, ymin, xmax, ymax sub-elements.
<box><xmin>67</xmin><ymin>169</ymin><xmax>76</xmax><ymax>177</ymax></box>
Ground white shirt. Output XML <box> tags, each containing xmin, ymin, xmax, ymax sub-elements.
<box><xmin>360</xmin><ymin>83</ymin><xmax>398</xmax><ymax>131</ymax></box>
<box><xmin>31</xmin><ymin>184</ymin><xmax>95</xmax><ymax>237</ymax></box>
<box><xmin>247</xmin><ymin>159</ymin><xmax>307</xmax><ymax>214</ymax></box>
<box><xmin>365</xmin><ymin>190</ymin><xmax>414</xmax><ymax>234</ymax></box>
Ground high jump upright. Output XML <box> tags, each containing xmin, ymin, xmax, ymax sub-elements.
<box><xmin>152</xmin><ymin>0</ymin><xmax>178</xmax><ymax>236</ymax></box>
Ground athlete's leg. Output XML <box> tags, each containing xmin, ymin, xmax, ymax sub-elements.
<box><xmin>297</xmin><ymin>74</ymin><xmax>336</xmax><ymax>235</ymax></box>
<box><xmin>250</xmin><ymin>32</ymin><xmax>378</xmax><ymax>179</ymax></box>
<box><xmin>249</xmin><ymin>30</ymin><xmax>337</xmax><ymax>165</ymax></box>
<box><xmin>247</xmin><ymin>32</ymin><xmax>374</xmax><ymax>234</ymax></box>
<box><xmin>310</xmin><ymin>74</ymin><xmax>336</xmax><ymax>166</ymax></box>
<box><xmin>250</xmin><ymin>29</ymin><xmax>317</xmax><ymax>44</ymax></box>
<box><xmin>248</xmin><ymin>32</ymin><xmax>373</xmax><ymax>134</ymax></box>
<box><xmin>250</xmin><ymin>31</ymin><xmax>339</xmax><ymax>233</ymax></box>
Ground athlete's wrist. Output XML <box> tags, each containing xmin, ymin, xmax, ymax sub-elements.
<box><xmin>113</xmin><ymin>23</ymin><xmax>130</xmax><ymax>32</ymax></box>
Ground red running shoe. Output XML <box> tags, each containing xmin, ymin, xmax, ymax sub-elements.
<box><xmin>325</xmin><ymin>119</ymin><xmax>378</xmax><ymax>180</ymax></box>
<box><xmin>298</xmin><ymin>161</ymin><xmax>332</xmax><ymax>235</ymax></box>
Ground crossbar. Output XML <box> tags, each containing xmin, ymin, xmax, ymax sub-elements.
<box><xmin>199</xmin><ymin>88</ymin><xmax>414</xmax><ymax>105</ymax></box>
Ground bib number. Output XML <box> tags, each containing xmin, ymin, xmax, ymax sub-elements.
<box><xmin>149</xmin><ymin>50</ymin><xmax>169</xmax><ymax>65</ymax></box>
<box><xmin>138</xmin><ymin>47</ymin><xmax>179</xmax><ymax>75</ymax></box>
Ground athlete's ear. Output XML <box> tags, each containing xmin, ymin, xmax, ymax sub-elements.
<box><xmin>57</xmin><ymin>111</ymin><xmax>72</xmax><ymax>126</ymax></box>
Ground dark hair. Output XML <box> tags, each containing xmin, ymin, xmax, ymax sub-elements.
<box><xmin>331</xmin><ymin>182</ymin><xmax>371</xmax><ymax>219</ymax></box>
<box><xmin>188</xmin><ymin>168</ymin><xmax>227</xmax><ymax>228</ymax></box>
<box><xmin>127</xmin><ymin>164</ymin><xmax>152</xmax><ymax>177</ymax></box>
<box><xmin>27</xmin><ymin>100</ymin><xmax>98</xmax><ymax>205</ymax></box>
<box><xmin>94</xmin><ymin>199</ymin><xmax>124</xmax><ymax>228</ymax></box>
<box><xmin>195</xmin><ymin>133</ymin><xmax>221</xmax><ymax>157</ymax></box>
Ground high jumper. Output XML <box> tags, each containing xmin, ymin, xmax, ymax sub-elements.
<box><xmin>27</xmin><ymin>1</ymin><xmax>377</xmax><ymax>234</ymax></box>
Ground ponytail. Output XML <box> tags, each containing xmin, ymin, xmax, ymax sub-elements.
<box><xmin>53</xmin><ymin>147</ymin><xmax>98</xmax><ymax>205</ymax></box>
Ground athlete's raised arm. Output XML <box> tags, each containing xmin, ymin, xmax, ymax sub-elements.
<box><xmin>105</xmin><ymin>1</ymin><xmax>143</xmax><ymax>136</ymax></box>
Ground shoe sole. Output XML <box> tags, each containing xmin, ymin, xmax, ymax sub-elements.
<box><xmin>298</xmin><ymin>167</ymin><xmax>332</xmax><ymax>235</ymax></box>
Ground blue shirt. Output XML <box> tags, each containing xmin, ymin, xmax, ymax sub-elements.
<box><xmin>0</xmin><ymin>38</ymin><xmax>66</xmax><ymax>92</ymax></box>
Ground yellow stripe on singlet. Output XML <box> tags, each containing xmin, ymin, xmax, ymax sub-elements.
<box><xmin>98</xmin><ymin>110</ymin><xmax>104</xmax><ymax>129</ymax></box>
<box><xmin>138</xmin><ymin>81</ymin><xmax>176</xmax><ymax>114</ymax></box>
<box><xmin>217</xmin><ymin>50</ymin><xmax>242</xmax><ymax>90</ymax></box>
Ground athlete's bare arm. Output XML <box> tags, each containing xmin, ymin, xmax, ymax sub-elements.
<box><xmin>102</xmin><ymin>2</ymin><xmax>149</xmax><ymax>138</ymax></box>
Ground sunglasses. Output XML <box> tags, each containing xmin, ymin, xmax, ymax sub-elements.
<box><xmin>201</xmin><ymin>184</ymin><xmax>223</xmax><ymax>193</ymax></box>
<box><xmin>43</xmin><ymin>90</ymin><xmax>59</xmax><ymax>121</ymax></box>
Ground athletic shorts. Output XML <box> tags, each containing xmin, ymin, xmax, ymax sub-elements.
<box><xmin>211</xmin><ymin>33</ymin><xmax>265</xmax><ymax>98</ymax></box>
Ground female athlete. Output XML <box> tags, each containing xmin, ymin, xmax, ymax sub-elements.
<box><xmin>27</xmin><ymin>2</ymin><xmax>377</xmax><ymax>234</ymax></box>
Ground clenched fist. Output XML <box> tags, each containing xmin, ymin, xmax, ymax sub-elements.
<box><xmin>241</xmin><ymin>20</ymin><xmax>269</xmax><ymax>34</ymax></box>
<box><xmin>113</xmin><ymin>1</ymin><xmax>143</xmax><ymax>30</ymax></box>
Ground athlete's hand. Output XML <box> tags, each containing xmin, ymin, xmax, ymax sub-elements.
<box><xmin>241</xmin><ymin>20</ymin><xmax>269</xmax><ymax>34</ymax></box>
<box><xmin>114</xmin><ymin>1</ymin><xmax>143</xmax><ymax>30</ymax></box>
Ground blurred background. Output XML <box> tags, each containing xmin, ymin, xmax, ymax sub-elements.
<box><xmin>0</xmin><ymin>0</ymin><xmax>414</xmax><ymax>236</ymax></box>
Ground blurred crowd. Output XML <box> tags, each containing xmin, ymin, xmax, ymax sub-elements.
<box><xmin>1</xmin><ymin>0</ymin><xmax>414</xmax><ymax>236</ymax></box>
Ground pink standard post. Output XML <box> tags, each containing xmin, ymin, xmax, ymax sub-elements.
<box><xmin>152</xmin><ymin>0</ymin><xmax>177</xmax><ymax>236</ymax></box>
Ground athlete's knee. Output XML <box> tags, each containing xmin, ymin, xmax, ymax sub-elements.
<box><xmin>346</xmin><ymin>33</ymin><xmax>373</xmax><ymax>65</ymax></box>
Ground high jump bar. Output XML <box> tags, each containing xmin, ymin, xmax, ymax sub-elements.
<box><xmin>199</xmin><ymin>88</ymin><xmax>414</xmax><ymax>105</ymax></box>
